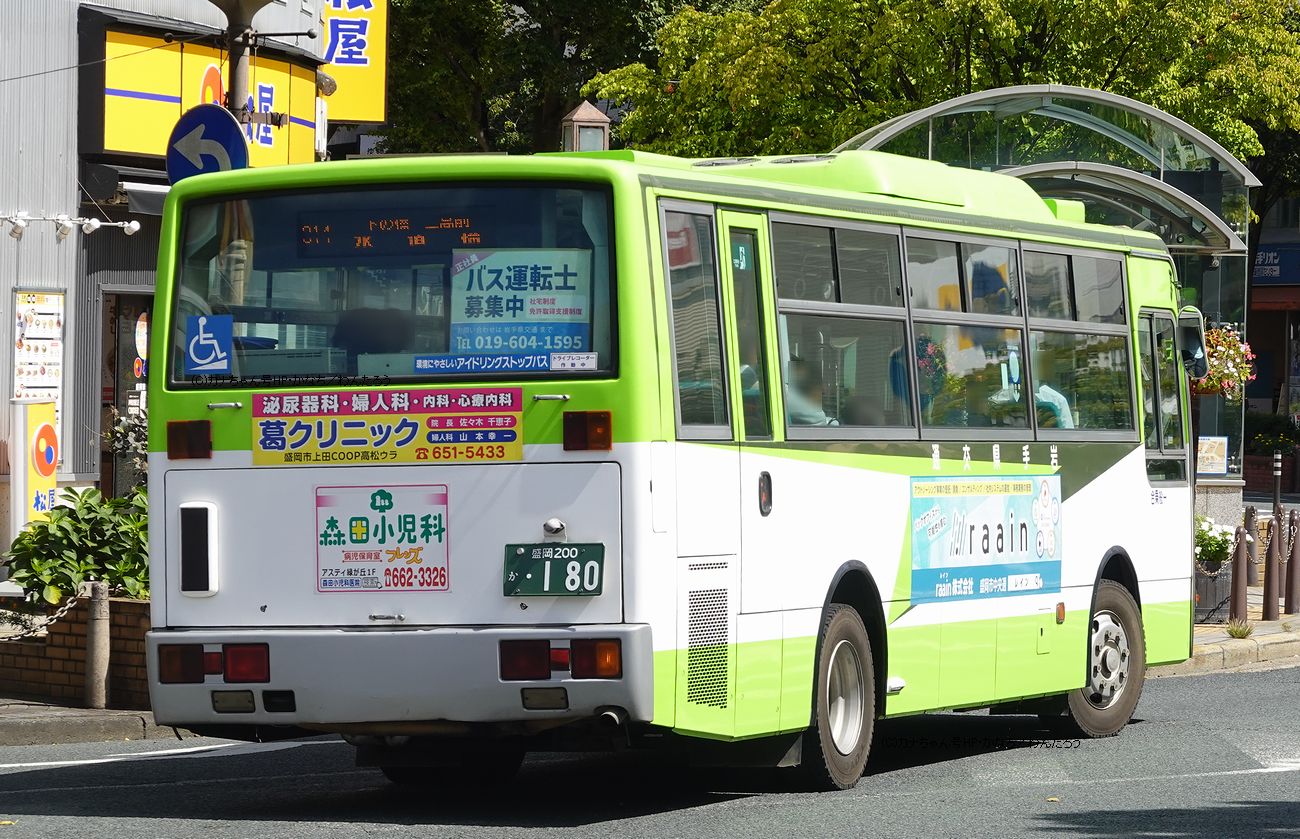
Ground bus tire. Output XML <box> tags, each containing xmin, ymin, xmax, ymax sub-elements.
<box><xmin>802</xmin><ymin>604</ymin><xmax>875</xmax><ymax>790</ymax></box>
<box><xmin>1063</xmin><ymin>580</ymin><xmax>1146</xmax><ymax>738</ymax></box>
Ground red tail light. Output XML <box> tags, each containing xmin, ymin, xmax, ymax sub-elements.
<box><xmin>563</xmin><ymin>411</ymin><xmax>612</xmax><ymax>451</ymax></box>
<box><xmin>158</xmin><ymin>644</ymin><xmax>205</xmax><ymax>684</ymax></box>
<box><xmin>571</xmin><ymin>639</ymin><xmax>622</xmax><ymax>679</ymax></box>
<box><xmin>203</xmin><ymin>651</ymin><xmax>224</xmax><ymax>675</ymax></box>
<box><xmin>223</xmin><ymin>644</ymin><xmax>270</xmax><ymax>683</ymax></box>
<box><xmin>499</xmin><ymin>640</ymin><xmax>550</xmax><ymax>681</ymax></box>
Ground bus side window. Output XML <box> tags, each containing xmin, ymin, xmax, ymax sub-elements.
<box><xmin>664</xmin><ymin>210</ymin><xmax>730</xmax><ymax>434</ymax></box>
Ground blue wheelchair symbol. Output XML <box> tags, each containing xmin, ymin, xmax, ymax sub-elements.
<box><xmin>185</xmin><ymin>315</ymin><xmax>233</xmax><ymax>374</ymax></box>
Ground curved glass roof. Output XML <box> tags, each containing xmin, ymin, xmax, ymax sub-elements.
<box><xmin>835</xmin><ymin>84</ymin><xmax>1259</xmax><ymax>189</ymax></box>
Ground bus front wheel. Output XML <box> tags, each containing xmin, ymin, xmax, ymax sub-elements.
<box><xmin>803</xmin><ymin>604</ymin><xmax>875</xmax><ymax>790</ymax></box>
<box><xmin>1063</xmin><ymin>580</ymin><xmax>1146</xmax><ymax>738</ymax></box>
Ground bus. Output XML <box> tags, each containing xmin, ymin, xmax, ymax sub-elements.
<box><xmin>147</xmin><ymin>148</ymin><xmax>1205</xmax><ymax>790</ymax></box>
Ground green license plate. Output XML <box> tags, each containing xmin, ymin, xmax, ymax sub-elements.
<box><xmin>504</xmin><ymin>544</ymin><xmax>605</xmax><ymax>596</ymax></box>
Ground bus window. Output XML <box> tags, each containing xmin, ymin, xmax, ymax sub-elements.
<box><xmin>1138</xmin><ymin>313</ymin><xmax>1187</xmax><ymax>481</ymax></box>
<box><xmin>665</xmin><ymin>211</ymin><xmax>729</xmax><ymax>430</ymax></box>
<box><xmin>1028</xmin><ymin>331</ymin><xmax>1133</xmax><ymax>430</ymax></box>
<box><xmin>729</xmin><ymin>229</ymin><xmax>772</xmax><ymax>439</ymax></box>
<box><xmin>1024</xmin><ymin>252</ymin><xmax>1072</xmax><ymax>319</ymax></box>
<box><xmin>837</xmin><ymin>228</ymin><xmax>903</xmax><ymax>307</ymax></box>
<box><xmin>772</xmin><ymin>223</ymin><xmax>834</xmax><ymax>302</ymax></box>
<box><xmin>780</xmin><ymin>314</ymin><xmax>911</xmax><ymax>428</ymax></box>
<box><xmin>905</xmin><ymin>238</ymin><xmax>962</xmax><ymax>312</ymax></box>
<box><xmin>913</xmin><ymin>323</ymin><xmax>1028</xmax><ymax>428</ymax></box>
<box><xmin>1154</xmin><ymin>317</ymin><xmax>1184</xmax><ymax>450</ymax></box>
<box><xmin>962</xmin><ymin>243</ymin><xmax>1020</xmax><ymax>317</ymax></box>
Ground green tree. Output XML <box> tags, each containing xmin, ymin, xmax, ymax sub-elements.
<box><xmin>585</xmin><ymin>0</ymin><xmax>1300</xmax><ymax>160</ymax></box>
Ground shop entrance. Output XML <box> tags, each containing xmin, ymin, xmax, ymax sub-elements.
<box><xmin>100</xmin><ymin>293</ymin><xmax>152</xmax><ymax>497</ymax></box>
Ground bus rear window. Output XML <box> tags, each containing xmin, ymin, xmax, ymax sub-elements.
<box><xmin>171</xmin><ymin>184</ymin><xmax>613</xmax><ymax>386</ymax></box>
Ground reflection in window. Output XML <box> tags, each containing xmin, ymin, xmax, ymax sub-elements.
<box><xmin>1154</xmin><ymin>318</ymin><xmax>1184</xmax><ymax>449</ymax></box>
<box><xmin>838</xmin><ymin>229</ymin><xmax>903</xmax><ymax>307</ymax></box>
<box><xmin>730</xmin><ymin>229</ymin><xmax>771</xmax><ymax>438</ymax></box>
<box><xmin>773</xmin><ymin>223</ymin><xmax>834</xmax><ymax>302</ymax></box>
<box><xmin>1024</xmin><ymin>252</ymin><xmax>1072</xmax><ymax>320</ymax></box>
<box><xmin>1138</xmin><ymin>319</ymin><xmax>1158</xmax><ymax>448</ymax></box>
<box><xmin>906</xmin><ymin>238</ymin><xmax>961</xmax><ymax>311</ymax></box>
<box><xmin>780</xmin><ymin>314</ymin><xmax>912</xmax><ymax>428</ymax></box>
<box><xmin>913</xmin><ymin>323</ymin><xmax>1028</xmax><ymax>428</ymax></box>
<box><xmin>963</xmin><ymin>243</ymin><xmax>1019</xmax><ymax>316</ymax></box>
<box><xmin>666</xmin><ymin>212</ymin><xmax>728</xmax><ymax>427</ymax></box>
<box><xmin>1029</xmin><ymin>331</ymin><xmax>1133</xmax><ymax>430</ymax></box>
<box><xmin>1074</xmin><ymin>257</ymin><xmax>1125</xmax><ymax>324</ymax></box>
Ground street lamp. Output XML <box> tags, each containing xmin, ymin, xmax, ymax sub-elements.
<box><xmin>560</xmin><ymin>101</ymin><xmax>611</xmax><ymax>152</ymax></box>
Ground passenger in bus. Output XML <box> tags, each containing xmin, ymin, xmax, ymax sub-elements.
<box><xmin>786</xmin><ymin>358</ymin><xmax>838</xmax><ymax>426</ymax></box>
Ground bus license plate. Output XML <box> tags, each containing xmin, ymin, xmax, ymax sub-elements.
<box><xmin>504</xmin><ymin>544</ymin><xmax>604</xmax><ymax>596</ymax></box>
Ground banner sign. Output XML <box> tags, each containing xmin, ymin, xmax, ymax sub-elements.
<box><xmin>316</xmin><ymin>484</ymin><xmax>448</xmax><ymax>592</ymax></box>
<box><xmin>448</xmin><ymin>249</ymin><xmax>593</xmax><ymax>371</ymax></box>
<box><xmin>252</xmin><ymin>387</ymin><xmax>522</xmax><ymax>466</ymax></box>
<box><xmin>910</xmin><ymin>476</ymin><xmax>1062</xmax><ymax>603</ymax></box>
<box><xmin>322</xmin><ymin>0</ymin><xmax>389</xmax><ymax>123</ymax></box>
<box><xmin>9</xmin><ymin>401</ymin><xmax>59</xmax><ymax>542</ymax></box>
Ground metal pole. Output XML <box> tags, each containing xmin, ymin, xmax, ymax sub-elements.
<box><xmin>226</xmin><ymin>22</ymin><xmax>250</xmax><ymax>125</ymax></box>
<box><xmin>1276</xmin><ymin>451</ymin><xmax>1285</xmax><ymax>515</ymax></box>
<box><xmin>1231</xmin><ymin>526</ymin><xmax>1249</xmax><ymax>622</ymax></box>
<box><xmin>1287</xmin><ymin>510</ymin><xmax>1300</xmax><ymax>615</ymax></box>
<box><xmin>1245</xmin><ymin>506</ymin><xmax>1260</xmax><ymax>586</ymax></box>
<box><xmin>84</xmin><ymin>581</ymin><xmax>109</xmax><ymax>710</ymax></box>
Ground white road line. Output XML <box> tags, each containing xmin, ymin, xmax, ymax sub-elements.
<box><xmin>0</xmin><ymin>740</ymin><xmax>331</xmax><ymax>771</ymax></box>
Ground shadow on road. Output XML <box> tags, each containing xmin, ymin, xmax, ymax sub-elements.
<box><xmin>1034</xmin><ymin>801</ymin><xmax>1300</xmax><ymax>838</ymax></box>
<box><xmin>0</xmin><ymin>712</ymin><xmax>1106</xmax><ymax>828</ymax></box>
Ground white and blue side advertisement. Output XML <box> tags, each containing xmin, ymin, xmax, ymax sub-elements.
<box><xmin>415</xmin><ymin>248</ymin><xmax>598</xmax><ymax>374</ymax></box>
<box><xmin>910</xmin><ymin>475</ymin><xmax>1062</xmax><ymax>604</ymax></box>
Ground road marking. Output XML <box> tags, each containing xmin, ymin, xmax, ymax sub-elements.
<box><xmin>0</xmin><ymin>740</ymin><xmax>330</xmax><ymax>771</ymax></box>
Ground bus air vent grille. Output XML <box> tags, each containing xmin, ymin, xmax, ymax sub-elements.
<box><xmin>687</xmin><ymin>560</ymin><xmax>729</xmax><ymax>571</ymax></box>
<box><xmin>686</xmin><ymin>588</ymin><xmax>729</xmax><ymax>708</ymax></box>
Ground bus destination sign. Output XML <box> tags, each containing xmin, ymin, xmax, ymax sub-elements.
<box><xmin>298</xmin><ymin>210</ymin><xmax>481</xmax><ymax>257</ymax></box>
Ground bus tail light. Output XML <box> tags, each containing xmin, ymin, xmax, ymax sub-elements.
<box><xmin>571</xmin><ymin>639</ymin><xmax>621</xmax><ymax>679</ymax></box>
<box><xmin>158</xmin><ymin>644</ymin><xmax>205</xmax><ymax>684</ymax></box>
<box><xmin>222</xmin><ymin>644</ymin><xmax>270</xmax><ymax>683</ymax></box>
<box><xmin>563</xmin><ymin>411</ymin><xmax>612</xmax><ymax>451</ymax></box>
<box><xmin>167</xmin><ymin>420</ymin><xmax>213</xmax><ymax>460</ymax></box>
<box><xmin>500</xmin><ymin>640</ymin><xmax>551</xmax><ymax>681</ymax></box>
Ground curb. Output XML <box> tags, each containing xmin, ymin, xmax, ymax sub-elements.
<box><xmin>1151</xmin><ymin>633</ymin><xmax>1300</xmax><ymax>677</ymax></box>
<box><xmin>0</xmin><ymin>710</ymin><xmax>188</xmax><ymax>748</ymax></box>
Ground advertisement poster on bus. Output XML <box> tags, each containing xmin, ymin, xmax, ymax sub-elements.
<box><xmin>251</xmin><ymin>387</ymin><xmax>522</xmax><ymax>466</ymax></box>
<box><xmin>441</xmin><ymin>248</ymin><xmax>594</xmax><ymax>372</ymax></box>
<box><xmin>316</xmin><ymin>484</ymin><xmax>448</xmax><ymax>592</ymax></box>
<box><xmin>910</xmin><ymin>475</ymin><xmax>1062</xmax><ymax>603</ymax></box>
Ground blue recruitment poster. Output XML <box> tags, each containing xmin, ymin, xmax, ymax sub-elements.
<box><xmin>449</xmin><ymin>249</ymin><xmax>593</xmax><ymax>359</ymax></box>
<box><xmin>910</xmin><ymin>475</ymin><xmax>1062</xmax><ymax>603</ymax></box>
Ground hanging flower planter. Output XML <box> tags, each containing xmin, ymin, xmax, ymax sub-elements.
<box><xmin>1192</xmin><ymin>325</ymin><xmax>1255</xmax><ymax>401</ymax></box>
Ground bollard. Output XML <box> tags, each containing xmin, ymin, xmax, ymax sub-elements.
<box><xmin>1245</xmin><ymin>506</ymin><xmax>1260</xmax><ymax>586</ymax></box>
<box><xmin>1265</xmin><ymin>517</ymin><xmax>1282</xmax><ymax>622</ymax></box>
<box><xmin>1231</xmin><ymin>526</ymin><xmax>1249</xmax><ymax>622</ymax></box>
<box><xmin>84</xmin><ymin>580</ymin><xmax>109</xmax><ymax>710</ymax></box>
<box><xmin>1284</xmin><ymin>507</ymin><xmax>1294</xmax><ymax>611</ymax></box>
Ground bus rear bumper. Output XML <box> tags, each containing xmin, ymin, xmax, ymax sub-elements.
<box><xmin>146</xmin><ymin>624</ymin><xmax>653</xmax><ymax>731</ymax></box>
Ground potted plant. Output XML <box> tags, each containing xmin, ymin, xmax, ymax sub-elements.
<box><xmin>1193</xmin><ymin>514</ymin><xmax>1236</xmax><ymax>624</ymax></box>
<box><xmin>1193</xmin><ymin>325</ymin><xmax>1255</xmax><ymax>400</ymax></box>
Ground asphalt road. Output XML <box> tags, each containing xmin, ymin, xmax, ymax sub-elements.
<box><xmin>2</xmin><ymin>663</ymin><xmax>1299</xmax><ymax>839</ymax></box>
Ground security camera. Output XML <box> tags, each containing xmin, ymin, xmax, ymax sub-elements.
<box><xmin>123</xmin><ymin>220</ymin><xmax>141</xmax><ymax>236</ymax></box>
<box><xmin>82</xmin><ymin>217</ymin><xmax>102</xmax><ymax>235</ymax></box>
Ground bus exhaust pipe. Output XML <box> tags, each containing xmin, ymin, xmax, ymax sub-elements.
<box><xmin>597</xmin><ymin>707</ymin><xmax>626</xmax><ymax>730</ymax></box>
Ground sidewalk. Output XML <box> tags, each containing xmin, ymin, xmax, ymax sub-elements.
<box><xmin>1151</xmin><ymin>585</ymin><xmax>1300</xmax><ymax>676</ymax></box>
<box><xmin>0</xmin><ymin>698</ymin><xmax>184</xmax><ymax>747</ymax></box>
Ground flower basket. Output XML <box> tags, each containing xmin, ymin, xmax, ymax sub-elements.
<box><xmin>1193</xmin><ymin>326</ymin><xmax>1255</xmax><ymax>402</ymax></box>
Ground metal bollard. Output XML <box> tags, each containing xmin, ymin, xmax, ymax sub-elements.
<box><xmin>84</xmin><ymin>581</ymin><xmax>109</xmax><ymax>710</ymax></box>
<box><xmin>1245</xmin><ymin>506</ymin><xmax>1260</xmax><ymax>586</ymax></box>
<box><xmin>1265</xmin><ymin>517</ymin><xmax>1282</xmax><ymax>622</ymax></box>
<box><xmin>1288</xmin><ymin>510</ymin><xmax>1300</xmax><ymax>616</ymax></box>
<box><xmin>1231</xmin><ymin>526</ymin><xmax>1249</xmax><ymax>622</ymax></box>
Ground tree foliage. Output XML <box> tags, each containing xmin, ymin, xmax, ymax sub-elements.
<box><xmin>585</xmin><ymin>0</ymin><xmax>1300</xmax><ymax>161</ymax></box>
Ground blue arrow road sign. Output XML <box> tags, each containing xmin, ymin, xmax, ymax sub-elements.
<box><xmin>166</xmin><ymin>104</ymin><xmax>249</xmax><ymax>184</ymax></box>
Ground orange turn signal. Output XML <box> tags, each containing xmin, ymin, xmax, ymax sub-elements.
<box><xmin>571</xmin><ymin>639</ymin><xmax>621</xmax><ymax>679</ymax></box>
<box><xmin>563</xmin><ymin>411</ymin><xmax>612</xmax><ymax>451</ymax></box>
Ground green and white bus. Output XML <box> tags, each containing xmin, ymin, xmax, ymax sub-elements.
<box><xmin>147</xmin><ymin>149</ymin><xmax>1204</xmax><ymax>789</ymax></box>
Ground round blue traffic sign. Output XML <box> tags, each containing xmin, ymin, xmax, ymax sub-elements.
<box><xmin>166</xmin><ymin>104</ymin><xmax>249</xmax><ymax>185</ymax></box>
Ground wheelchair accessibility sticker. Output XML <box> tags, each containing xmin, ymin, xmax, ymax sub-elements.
<box><xmin>185</xmin><ymin>315</ymin><xmax>233</xmax><ymax>374</ymax></box>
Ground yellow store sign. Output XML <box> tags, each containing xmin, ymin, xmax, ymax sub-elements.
<box><xmin>322</xmin><ymin>0</ymin><xmax>388</xmax><ymax>123</ymax></box>
<box><xmin>102</xmin><ymin>29</ymin><xmax>318</xmax><ymax>165</ymax></box>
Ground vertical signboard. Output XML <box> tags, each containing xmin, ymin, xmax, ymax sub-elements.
<box><xmin>10</xmin><ymin>401</ymin><xmax>59</xmax><ymax>541</ymax></box>
<box><xmin>12</xmin><ymin>292</ymin><xmax>65</xmax><ymax>442</ymax></box>
<box><xmin>322</xmin><ymin>0</ymin><xmax>389</xmax><ymax>123</ymax></box>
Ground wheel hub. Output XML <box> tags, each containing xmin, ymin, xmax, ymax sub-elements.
<box><xmin>827</xmin><ymin>639</ymin><xmax>865</xmax><ymax>754</ymax></box>
<box><xmin>1087</xmin><ymin>611</ymin><xmax>1130</xmax><ymax>709</ymax></box>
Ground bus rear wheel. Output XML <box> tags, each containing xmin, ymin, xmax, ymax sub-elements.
<box><xmin>1062</xmin><ymin>580</ymin><xmax>1146</xmax><ymax>738</ymax></box>
<box><xmin>803</xmin><ymin>604</ymin><xmax>875</xmax><ymax>790</ymax></box>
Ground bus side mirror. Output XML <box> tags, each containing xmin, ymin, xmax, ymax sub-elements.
<box><xmin>1178</xmin><ymin>307</ymin><xmax>1208</xmax><ymax>380</ymax></box>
